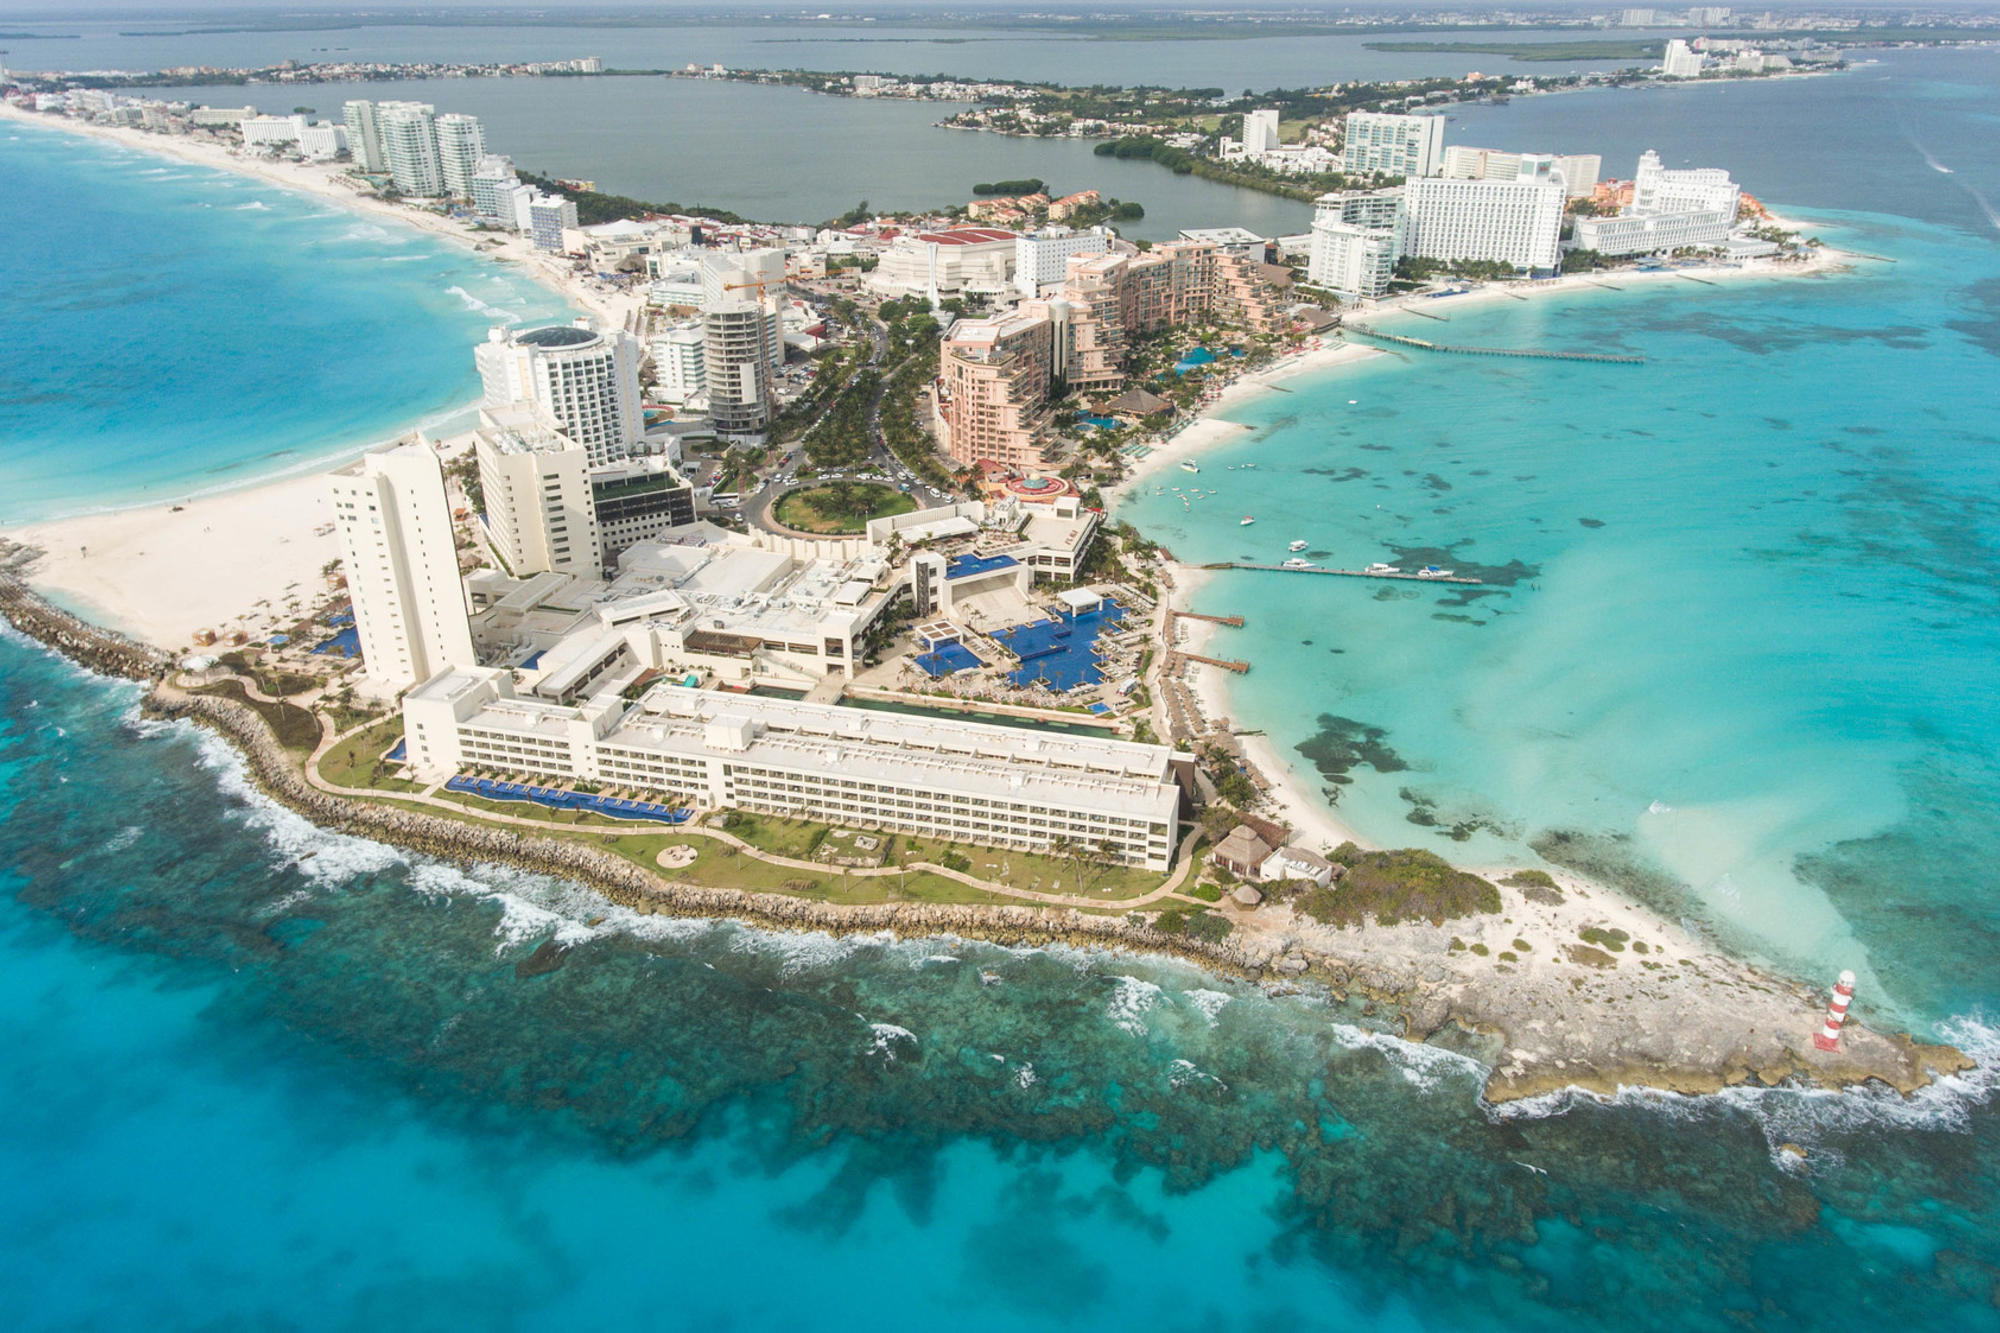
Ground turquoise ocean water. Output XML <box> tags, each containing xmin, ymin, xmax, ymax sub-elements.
<box><xmin>4</xmin><ymin>51</ymin><xmax>2000</xmax><ymax>1331</ymax></box>
<box><xmin>0</xmin><ymin>120</ymin><xmax>571</xmax><ymax>522</ymax></box>
<box><xmin>1124</xmin><ymin>51</ymin><xmax>2000</xmax><ymax>1034</ymax></box>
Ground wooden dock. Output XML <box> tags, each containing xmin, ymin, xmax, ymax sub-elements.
<box><xmin>1170</xmin><ymin>651</ymin><xmax>1251</xmax><ymax>674</ymax></box>
<box><xmin>1174</xmin><ymin>611</ymin><xmax>1244</xmax><ymax>627</ymax></box>
<box><xmin>1344</xmin><ymin>323</ymin><xmax>1645</xmax><ymax>366</ymax></box>
<box><xmin>1207</xmin><ymin>562</ymin><xmax>1485</xmax><ymax>586</ymax></box>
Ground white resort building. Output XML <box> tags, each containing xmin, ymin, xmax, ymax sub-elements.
<box><xmin>1569</xmin><ymin>151</ymin><xmax>1743</xmax><ymax>257</ymax></box>
<box><xmin>403</xmin><ymin>672</ymin><xmax>1188</xmax><ymax>868</ymax></box>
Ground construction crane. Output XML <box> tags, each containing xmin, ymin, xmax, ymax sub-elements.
<box><xmin>721</xmin><ymin>275</ymin><xmax>782</xmax><ymax>297</ymax></box>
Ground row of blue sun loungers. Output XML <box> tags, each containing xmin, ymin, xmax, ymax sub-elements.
<box><xmin>445</xmin><ymin>776</ymin><xmax>691</xmax><ymax>824</ymax></box>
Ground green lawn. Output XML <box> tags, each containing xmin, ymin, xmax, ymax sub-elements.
<box><xmin>316</xmin><ymin>717</ymin><xmax>418</xmax><ymax>792</ymax></box>
<box><xmin>774</xmin><ymin>482</ymin><xmax>915</xmax><ymax>534</ymax></box>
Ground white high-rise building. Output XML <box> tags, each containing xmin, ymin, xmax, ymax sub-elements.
<box><xmin>1555</xmin><ymin>154</ymin><xmax>1601</xmax><ymax>199</ymax></box>
<box><xmin>1631</xmin><ymin>149</ymin><xmax>1740</xmax><ymax>218</ymax></box>
<box><xmin>1443</xmin><ymin>145</ymin><xmax>1601</xmax><ymax>199</ymax></box>
<box><xmin>328</xmin><ymin>437</ymin><xmax>477</xmax><ymax>695</ymax></box>
<box><xmin>1401</xmin><ymin>157</ymin><xmax>1568</xmax><ymax>271</ymax></box>
<box><xmin>1341</xmin><ymin>111</ymin><xmax>1445</xmax><ymax>180</ymax></box>
<box><xmin>469</xmin><ymin>155</ymin><xmax>520</xmax><ymax>223</ymax></box>
<box><xmin>342</xmin><ymin>99</ymin><xmax>385</xmax><ymax>173</ymax></box>
<box><xmin>1014</xmin><ymin>226</ymin><xmax>1110</xmax><ymax>297</ymax></box>
<box><xmin>473</xmin><ymin>407</ymin><xmax>602</xmax><ymax>578</ymax></box>
<box><xmin>525</xmin><ymin>194</ymin><xmax>578</xmax><ymax>252</ymax></box>
<box><xmin>377</xmin><ymin>101</ymin><xmax>444</xmax><ymax>197</ymax></box>
<box><xmin>1308</xmin><ymin>190</ymin><xmax>1407</xmax><ymax>301</ymax></box>
<box><xmin>1662</xmin><ymin>39</ymin><xmax>1707</xmax><ymax>79</ymax></box>
<box><xmin>648</xmin><ymin>319</ymin><xmax>708</xmax><ymax>405</ymax></box>
<box><xmin>702</xmin><ymin>300</ymin><xmax>775</xmax><ymax>435</ymax></box>
<box><xmin>700</xmin><ymin>249</ymin><xmax>786</xmax><ymax>372</ymax></box>
<box><xmin>475</xmin><ymin>322</ymin><xmax>645</xmax><ymax>467</ymax></box>
<box><xmin>434</xmin><ymin>113</ymin><xmax>486</xmax><ymax>199</ymax></box>
<box><xmin>1242</xmin><ymin>108</ymin><xmax>1282</xmax><ymax>156</ymax></box>
<box><xmin>506</xmin><ymin>182</ymin><xmax>539</xmax><ymax>233</ymax></box>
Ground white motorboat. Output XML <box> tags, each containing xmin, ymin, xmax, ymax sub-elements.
<box><xmin>1180</xmin><ymin>460</ymin><xmax>1200</xmax><ymax>474</ymax></box>
<box><xmin>1416</xmin><ymin>565</ymin><xmax>1455</xmax><ymax>579</ymax></box>
<box><xmin>1364</xmin><ymin>562</ymin><xmax>1401</xmax><ymax>575</ymax></box>
<box><xmin>1281</xmin><ymin>558</ymin><xmax>1318</xmax><ymax>570</ymax></box>
<box><xmin>1239</xmin><ymin>515</ymin><xmax>1256</xmax><ymax>526</ymax></box>
<box><xmin>1288</xmin><ymin>540</ymin><xmax>1309</xmax><ymax>552</ymax></box>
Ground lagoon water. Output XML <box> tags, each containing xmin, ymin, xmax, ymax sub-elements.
<box><xmin>166</xmin><ymin>74</ymin><xmax>1317</xmax><ymax>239</ymax></box>
<box><xmin>5</xmin><ymin>18</ymin><xmax>1649</xmax><ymax>91</ymax></box>
<box><xmin>0</xmin><ymin>120</ymin><xmax>571</xmax><ymax>522</ymax></box>
<box><xmin>5</xmin><ymin>45</ymin><xmax>2000</xmax><ymax>1333</ymax></box>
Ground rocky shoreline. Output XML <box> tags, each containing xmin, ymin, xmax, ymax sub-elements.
<box><xmin>0</xmin><ymin>570</ymin><xmax>1971</xmax><ymax>1107</ymax></box>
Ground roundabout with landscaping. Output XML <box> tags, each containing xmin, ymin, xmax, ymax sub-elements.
<box><xmin>771</xmin><ymin>481</ymin><xmax>916</xmax><ymax>534</ymax></box>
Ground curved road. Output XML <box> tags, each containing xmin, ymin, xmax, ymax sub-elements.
<box><xmin>742</xmin><ymin>306</ymin><xmax>953</xmax><ymax>534</ymax></box>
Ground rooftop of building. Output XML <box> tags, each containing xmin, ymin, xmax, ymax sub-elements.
<box><xmin>915</xmin><ymin>227</ymin><xmax>1021</xmax><ymax>246</ymax></box>
<box><xmin>513</xmin><ymin>323</ymin><xmax>600</xmax><ymax>349</ymax></box>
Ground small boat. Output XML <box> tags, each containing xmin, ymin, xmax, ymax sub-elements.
<box><xmin>1288</xmin><ymin>539</ymin><xmax>1309</xmax><ymax>552</ymax></box>
<box><xmin>1416</xmin><ymin>565</ymin><xmax>1455</xmax><ymax>579</ymax></box>
<box><xmin>1239</xmin><ymin>515</ymin><xmax>1255</xmax><ymax>526</ymax></box>
<box><xmin>1364</xmin><ymin>562</ymin><xmax>1401</xmax><ymax>575</ymax></box>
<box><xmin>1281</xmin><ymin>558</ymin><xmax>1318</xmax><ymax>570</ymax></box>
<box><xmin>1180</xmin><ymin>461</ymin><xmax>1200</xmax><ymax>474</ymax></box>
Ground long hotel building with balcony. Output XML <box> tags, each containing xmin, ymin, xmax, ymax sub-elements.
<box><xmin>405</xmin><ymin>671</ymin><xmax>1191</xmax><ymax>869</ymax></box>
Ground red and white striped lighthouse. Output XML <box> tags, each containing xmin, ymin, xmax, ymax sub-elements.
<box><xmin>1813</xmin><ymin>970</ymin><xmax>1856</xmax><ymax>1052</ymax></box>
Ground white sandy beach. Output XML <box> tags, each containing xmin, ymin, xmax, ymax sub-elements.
<box><xmin>5</xmin><ymin>472</ymin><xmax>342</xmax><ymax>648</ymax></box>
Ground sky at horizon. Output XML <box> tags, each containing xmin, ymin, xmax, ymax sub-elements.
<box><xmin>4</xmin><ymin>0</ymin><xmax>1975</xmax><ymax>18</ymax></box>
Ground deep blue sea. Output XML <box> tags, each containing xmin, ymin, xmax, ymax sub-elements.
<box><xmin>5</xmin><ymin>49</ymin><xmax>2000</xmax><ymax>1333</ymax></box>
<box><xmin>0</xmin><ymin>119</ymin><xmax>571</xmax><ymax>522</ymax></box>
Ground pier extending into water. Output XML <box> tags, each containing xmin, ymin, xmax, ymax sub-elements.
<box><xmin>1344</xmin><ymin>323</ymin><xmax>1645</xmax><ymax>366</ymax></box>
<box><xmin>1206</xmin><ymin>562</ymin><xmax>1485</xmax><ymax>586</ymax></box>
<box><xmin>1168</xmin><ymin>651</ymin><xmax>1251</xmax><ymax>674</ymax></box>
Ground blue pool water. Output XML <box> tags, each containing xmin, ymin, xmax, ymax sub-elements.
<box><xmin>0</xmin><ymin>119</ymin><xmax>572</xmax><ymax>522</ymax></box>
<box><xmin>945</xmin><ymin>552</ymin><xmax>1021</xmax><ymax>580</ymax></box>
<box><xmin>914</xmin><ymin>639</ymin><xmax>984</xmax><ymax>677</ymax></box>
<box><xmin>310</xmin><ymin>627</ymin><xmax>361</xmax><ymax>657</ymax></box>
<box><xmin>993</xmin><ymin>602</ymin><xmax>1124</xmax><ymax>692</ymax></box>
<box><xmin>444</xmin><ymin>775</ymin><xmax>692</xmax><ymax>823</ymax></box>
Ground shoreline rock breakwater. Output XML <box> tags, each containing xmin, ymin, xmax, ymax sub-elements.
<box><xmin>0</xmin><ymin>567</ymin><xmax>1970</xmax><ymax>1107</ymax></box>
